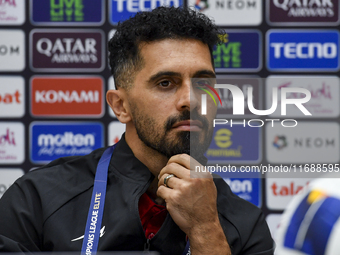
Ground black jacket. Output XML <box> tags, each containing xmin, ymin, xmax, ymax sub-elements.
<box><xmin>0</xmin><ymin>136</ymin><xmax>274</xmax><ymax>254</ymax></box>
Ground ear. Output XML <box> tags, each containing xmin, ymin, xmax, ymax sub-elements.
<box><xmin>106</xmin><ymin>89</ymin><xmax>131</xmax><ymax>123</ymax></box>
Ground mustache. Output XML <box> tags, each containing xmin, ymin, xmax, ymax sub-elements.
<box><xmin>165</xmin><ymin>110</ymin><xmax>209</xmax><ymax>131</ymax></box>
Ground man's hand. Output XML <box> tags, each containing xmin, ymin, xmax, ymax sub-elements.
<box><xmin>157</xmin><ymin>154</ymin><xmax>231</xmax><ymax>255</ymax></box>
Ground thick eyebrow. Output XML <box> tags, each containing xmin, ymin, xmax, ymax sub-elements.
<box><xmin>147</xmin><ymin>71</ymin><xmax>181</xmax><ymax>84</ymax></box>
<box><xmin>147</xmin><ymin>69</ymin><xmax>216</xmax><ymax>84</ymax></box>
<box><xmin>193</xmin><ymin>70</ymin><xmax>216</xmax><ymax>78</ymax></box>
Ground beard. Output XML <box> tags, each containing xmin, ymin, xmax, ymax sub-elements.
<box><xmin>130</xmin><ymin>106</ymin><xmax>213</xmax><ymax>161</ymax></box>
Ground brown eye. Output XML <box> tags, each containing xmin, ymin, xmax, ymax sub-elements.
<box><xmin>159</xmin><ymin>80</ymin><xmax>171</xmax><ymax>87</ymax></box>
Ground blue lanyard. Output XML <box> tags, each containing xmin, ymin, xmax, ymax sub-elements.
<box><xmin>81</xmin><ymin>144</ymin><xmax>190</xmax><ymax>255</ymax></box>
<box><xmin>81</xmin><ymin>145</ymin><xmax>115</xmax><ymax>255</ymax></box>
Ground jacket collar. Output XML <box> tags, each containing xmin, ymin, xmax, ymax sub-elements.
<box><xmin>109</xmin><ymin>134</ymin><xmax>154</xmax><ymax>184</ymax></box>
<box><xmin>108</xmin><ymin>133</ymin><xmax>208</xmax><ymax>184</ymax></box>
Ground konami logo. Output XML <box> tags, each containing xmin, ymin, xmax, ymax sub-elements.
<box><xmin>31</xmin><ymin>76</ymin><xmax>103</xmax><ymax>117</ymax></box>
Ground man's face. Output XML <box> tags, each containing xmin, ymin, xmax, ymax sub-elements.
<box><xmin>127</xmin><ymin>39</ymin><xmax>217</xmax><ymax>160</ymax></box>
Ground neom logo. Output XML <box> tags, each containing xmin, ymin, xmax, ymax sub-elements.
<box><xmin>0</xmin><ymin>45</ymin><xmax>20</xmax><ymax>55</ymax></box>
<box><xmin>31</xmin><ymin>77</ymin><xmax>103</xmax><ymax>117</ymax></box>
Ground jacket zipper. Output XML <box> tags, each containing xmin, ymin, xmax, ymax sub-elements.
<box><xmin>144</xmin><ymin>238</ymin><xmax>150</xmax><ymax>251</ymax></box>
<box><xmin>136</xmin><ymin>176</ymin><xmax>154</xmax><ymax>251</ymax></box>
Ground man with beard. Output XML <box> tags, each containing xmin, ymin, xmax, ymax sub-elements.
<box><xmin>0</xmin><ymin>7</ymin><xmax>274</xmax><ymax>255</ymax></box>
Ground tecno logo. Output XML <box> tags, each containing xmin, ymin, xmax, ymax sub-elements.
<box><xmin>38</xmin><ymin>132</ymin><xmax>95</xmax><ymax>147</ymax></box>
<box><xmin>110</xmin><ymin>0</ymin><xmax>182</xmax><ymax>24</ymax></box>
<box><xmin>114</xmin><ymin>0</ymin><xmax>180</xmax><ymax>12</ymax></box>
<box><xmin>271</xmin><ymin>42</ymin><xmax>337</xmax><ymax>59</ymax></box>
<box><xmin>267</xmin><ymin>30</ymin><xmax>339</xmax><ymax>71</ymax></box>
<box><xmin>31</xmin><ymin>76</ymin><xmax>103</xmax><ymax>117</ymax></box>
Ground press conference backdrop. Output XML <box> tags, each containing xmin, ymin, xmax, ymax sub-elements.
<box><xmin>0</xmin><ymin>0</ymin><xmax>340</xmax><ymax>244</ymax></box>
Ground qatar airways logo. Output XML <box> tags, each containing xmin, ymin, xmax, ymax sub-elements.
<box><xmin>200</xmin><ymin>84</ymin><xmax>311</xmax><ymax>127</ymax></box>
<box><xmin>30</xmin><ymin>30</ymin><xmax>104</xmax><ymax>72</ymax></box>
<box><xmin>268</xmin><ymin>0</ymin><xmax>339</xmax><ymax>25</ymax></box>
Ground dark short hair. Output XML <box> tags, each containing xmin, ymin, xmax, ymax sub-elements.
<box><xmin>108</xmin><ymin>6</ymin><xmax>225</xmax><ymax>89</ymax></box>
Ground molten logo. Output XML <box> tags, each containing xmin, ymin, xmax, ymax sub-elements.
<box><xmin>30</xmin><ymin>122</ymin><xmax>103</xmax><ymax>163</ymax></box>
<box><xmin>38</xmin><ymin>132</ymin><xmax>95</xmax><ymax>147</ymax></box>
<box><xmin>31</xmin><ymin>77</ymin><xmax>103</xmax><ymax>117</ymax></box>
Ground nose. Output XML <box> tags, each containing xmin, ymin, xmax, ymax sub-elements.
<box><xmin>176</xmin><ymin>79</ymin><xmax>199</xmax><ymax>112</ymax></box>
